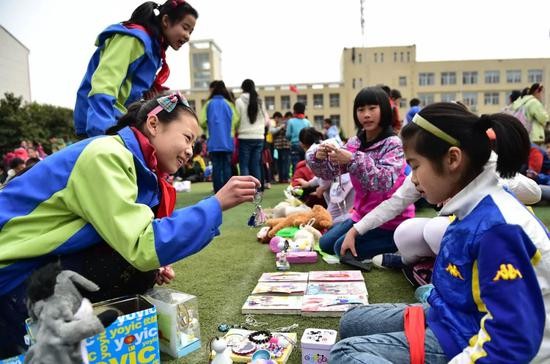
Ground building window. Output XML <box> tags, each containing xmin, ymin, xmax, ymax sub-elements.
<box><xmin>506</xmin><ymin>70</ymin><xmax>521</xmax><ymax>83</ymax></box>
<box><xmin>281</xmin><ymin>95</ymin><xmax>291</xmax><ymax>110</ymax></box>
<box><xmin>352</xmin><ymin>78</ymin><xmax>356</xmax><ymax>89</ymax></box>
<box><xmin>394</xmin><ymin>52</ymin><xmax>397</xmax><ymax>62</ymax></box>
<box><xmin>399</xmin><ymin>98</ymin><xmax>407</xmax><ymax>108</ymax></box>
<box><xmin>358</xmin><ymin>53</ymin><xmax>362</xmax><ymax>63</ymax></box>
<box><xmin>441</xmin><ymin>72</ymin><xmax>456</xmax><ymax>85</ymax></box>
<box><xmin>329</xmin><ymin>93</ymin><xmax>340</xmax><ymax>108</ymax></box>
<box><xmin>188</xmin><ymin>100</ymin><xmax>196</xmax><ymax>111</ymax></box>
<box><xmin>528</xmin><ymin>69</ymin><xmax>543</xmax><ymax>83</ymax></box>
<box><xmin>314</xmin><ymin>115</ymin><xmax>324</xmax><ymax>129</ymax></box>
<box><xmin>419</xmin><ymin>73</ymin><xmax>435</xmax><ymax>86</ymax></box>
<box><xmin>484</xmin><ymin>70</ymin><xmax>500</xmax><ymax>84</ymax></box>
<box><xmin>418</xmin><ymin>93</ymin><xmax>434</xmax><ymax>106</ymax></box>
<box><xmin>265</xmin><ymin>96</ymin><xmax>275</xmax><ymax>111</ymax></box>
<box><xmin>407</xmin><ymin>51</ymin><xmax>410</xmax><ymax>62</ymax></box>
<box><xmin>399</xmin><ymin>76</ymin><xmax>407</xmax><ymax>87</ymax></box>
<box><xmin>374</xmin><ymin>53</ymin><xmax>378</xmax><ymax>63</ymax></box>
<box><xmin>200</xmin><ymin>99</ymin><xmax>207</xmax><ymax>109</ymax></box>
<box><xmin>441</xmin><ymin>93</ymin><xmax>456</xmax><ymax>102</ymax></box>
<box><xmin>192</xmin><ymin>52</ymin><xmax>210</xmax><ymax>70</ymax></box>
<box><xmin>381</xmin><ymin>53</ymin><xmax>384</xmax><ymax>63</ymax></box>
<box><xmin>359</xmin><ymin>78</ymin><xmax>363</xmax><ymax>88</ymax></box>
<box><xmin>330</xmin><ymin>115</ymin><xmax>341</xmax><ymax>127</ymax></box>
<box><xmin>484</xmin><ymin>92</ymin><xmax>499</xmax><ymax>105</ymax></box>
<box><xmin>462</xmin><ymin>92</ymin><xmax>478</xmax><ymax>109</ymax></box>
<box><xmin>400</xmin><ymin>52</ymin><xmax>404</xmax><ymax>62</ymax></box>
<box><xmin>462</xmin><ymin>71</ymin><xmax>478</xmax><ymax>85</ymax></box>
<box><xmin>313</xmin><ymin>94</ymin><xmax>324</xmax><ymax>108</ymax></box>
<box><xmin>297</xmin><ymin>94</ymin><xmax>307</xmax><ymax>105</ymax></box>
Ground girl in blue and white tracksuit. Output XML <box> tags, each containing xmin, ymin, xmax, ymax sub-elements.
<box><xmin>331</xmin><ymin>102</ymin><xmax>550</xmax><ymax>364</ymax></box>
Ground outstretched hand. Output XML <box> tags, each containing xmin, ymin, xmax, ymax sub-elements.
<box><xmin>215</xmin><ymin>175</ymin><xmax>261</xmax><ymax>211</ymax></box>
<box><xmin>340</xmin><ymin>227</ymin><xmax>359</xmax><ymax>257</ymax></box>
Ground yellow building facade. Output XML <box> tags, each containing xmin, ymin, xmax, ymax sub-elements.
<box><xmin>184</xmin><ymin>41</ymin><xmax>550</xmax><ymax>138</ymax></box>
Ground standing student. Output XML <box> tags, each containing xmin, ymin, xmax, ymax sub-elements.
<box><xmin>307</xmin><ymin>86</ymin><xmax>414</xmax><ymax>260</ymax></box>
<box><xmin>75</xmin><ymin>0</ymin><xmax>198</xmax><ymax>137</ymax></box>
<box><xmin>0</xmin><ymin>92</ymin><xmax>259</xmax><ymax>357</ymax></box>
<box><xmin>511</xmin><ymin>82</ymin><xmax>549</xmax><ymax>144</ymax></box>
<box><xmin>199</xmin><ymin>80</ymin><xmax>239</xmax><ymax>192</ymax></box>
<box><xmin>331</xmin><ymin>102</ymin><xmax>550</xmax><ymax>363</ymax></box>
<box><xmin>271</xmin><ymin>111</ymin><xmax>292</xmax><ymax>183</ymax></box>
<box><xmin>236</xmin><ymin>79</ymin><xmax>269</xmax><ymax>182</ymax></box>
<box><xmin>286</xmin><ymin>102</ymin><xmax>312</xmax><ymax>174</ymax></box>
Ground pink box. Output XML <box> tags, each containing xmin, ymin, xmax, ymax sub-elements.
<box><xmin>300</xmin><ymin>328</ymin><xmax>337</xmax><ymax>363</ymax></box>
<box><xmin>277</xmin><ymin>251</ymin><xmax>317</xmax><ymax>264</ymax></box>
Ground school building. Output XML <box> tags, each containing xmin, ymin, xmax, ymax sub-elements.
<box><xmin>0</xmin><ymin>25</ymin><xmax>31</xmax><ymax>103</ymax></box>
<box><xmin>183</xmin><ymin>40</ymin><xmax>550</xmax><ymax>138</ymax></box>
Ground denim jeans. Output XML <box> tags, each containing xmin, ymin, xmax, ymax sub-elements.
<box><xmin>210</xmin><ymin>151</ymin><xmax>233</xmax><ymax>192</ymax></box>
<box><xmin>331</xmin><ymin>303</ymin><xmax>448</xmax><ymax>364</ymax></box>
<box><xmin>290</xmin><ymin>143</ymin><xmax>305</xmax><ymax>176</ymax></box>
<box><xmin>238</xmin><ymin>139</ymin><xmax>264</xmax><ymax>181</ymax></box>
<box><xmin>319</xmin><ymin>219</ymin><xmax>398</xmax><ymax>259</ymax></box>
<box><xmin>277</xmin><ymin>148</ymin><xmax>291</xmax><ymax>182</ymax></box>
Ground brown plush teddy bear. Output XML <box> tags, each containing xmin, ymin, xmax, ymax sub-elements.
<box><xmin>264</xmin><ymin>204</ymin><xmax>333</xmax><ymax>240</ymax></box>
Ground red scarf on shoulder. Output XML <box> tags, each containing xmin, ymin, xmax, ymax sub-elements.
<box><xmin>131</xmin><ymin>127</ymin><xmax>176</xmax><ymax>218</ymax></box>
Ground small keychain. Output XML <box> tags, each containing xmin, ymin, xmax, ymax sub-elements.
<box><xmin>248</xmin><ymin>190</ymin><xmax>266</xmax><ymax>227</ymax></box>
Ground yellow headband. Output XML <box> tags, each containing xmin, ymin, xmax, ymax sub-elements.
<box><xmin>412</xmin><ymin>114</ymin><xmax>460</xmax><ymax>146</ymax></box>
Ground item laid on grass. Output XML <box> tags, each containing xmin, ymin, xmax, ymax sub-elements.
<box><xmin>144</xmin><ymin>287</ymin><xmax>201</xmax><ymax>358</ymax></box>
<box><xmin>301</xmin><ymin>328</ymin><xmax>338</xmax><ymax>364</ymax></box>
<box><xmin>242</xmin><ymin>295</ymin><xmax>303</xmax><ymax>315</ymax></box>
<box><xmin>308</xmin><ymin>270</ymin><xmax>364</xmax><ymax>282</ymax></box>
<box><xmin>301</xmin><ymin>294</ymin><xmax>369</xmax><ymax>317</ymax></box>
<box><xmin>258</xmin><ymin>272</ymin><xmax>309</xmax><ymax>282</ymax></box>
<box><xmin>305</xmin><ymin>281</ymin><xmax>368</xmax><ymax>296</ymax></box>
<box><xmin>276</xmin><ymin>240</ymin><xmax>291</xmax><ymax>271</ymax></box>
<box><xmin>277</xmin><ymin>251</ymin><xmax>318</xmax><ymax>264</ymax></box>
<box><xmin>209</xmin><ymin>328</ymin><xmax>297</xmax><ymax>364</ymax></box>
<box><xmin>340</xmin><ymin>251</ymin><xmax>372</xmax><ymax>271</ymax></box>
<box><xmin>251</xmin><ymin>282</ymin><xmax>308</xmax><ymax>295</ymax></box>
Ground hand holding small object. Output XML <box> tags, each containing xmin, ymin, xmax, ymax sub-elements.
<box><xmin>215</xmin><ymin>175</ymin><xmax>261</xmax><ymax>210</ymax></box>
<box><xmin>156</xmin><ymin>265</ymin><xmax>175</xmax><ymax>285</ymax></box>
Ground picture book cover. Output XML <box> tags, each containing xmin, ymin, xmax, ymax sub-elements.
<box><xmin>301</xmin><ymin>294</ymin><xmax>369</xmax><ymax>317</ymax></box>
<box><xmin>209</xmin><ymin>328</ymin><xmax>297</xmax><ymax>363</ymax></box>
<box><xmin>306</xmin><ymin>281</ymin><xmax>368</xmax><ymax>296</ymax></box>
<box><xmin>251</xmin><ymin>282</ymin><xmax>308</xmax><ymax>295</ymax></box>
<box><xmin>241</xmin><ymin>295</ymin><xmax>303</xmax><ymax>315</ymax></box>
<box><xmin>308</xmin><ymin>270</ymin><xmax>364</xmax><ymax>282</ymax></box>
<box><xmin>258</xmin><ymin>272</ymin><xmax>309</xmax><ymax>282</ymax></box>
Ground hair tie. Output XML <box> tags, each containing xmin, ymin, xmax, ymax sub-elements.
<box><xmin>153</xmin><ymin>3</ymin><xmax>160</xmax><ymax>16</ymax></box>
<box><xmin>171</xmin><ymin>0</ymin><xmax>185</xmax><ymax>7</ymax></box>
<box><xmin>478</xmin><ymin>114</ymin><xmax>492</xmax><ymax>131</ymax></box>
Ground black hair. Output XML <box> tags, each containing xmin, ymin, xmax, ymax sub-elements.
<box><xmin>241</xmin><ymin>79</ymin><xmax>259</xmax><ymax>123</ymax></box>
<box><xmin>272</xmin><ymin>111</ymin><xmax>283</xmax><ymax>119</ymax></box>
<box><xmin>529</xmin><ymin>83</ymin><xmax>544</xmax><ymax>95</ymax></box>
<box><xmin>293</xmin><ymin>102</ymin><xmax>306</xmax><ymax>114</ymax></box>
<box><xmin>209</xmin><ymin>80</ymin><xmax>233</xmax><ymax>102</ymax></box>
<box><xmin>401</xmin><ymin>102</ymin><xmax>529</xmax><ymax>179</ymax></box>
<box><xmin>323</xmin><ymin>118</ymin><xmax>333</xmax><ymax>126</ymax></box>
<box><xmin>9</xmin><ymin>157</ymin><xmax>24</xmax><ymax>170</ymax></box>
<box><xmin>299</xmin><ymin>127</ymin><xmax>324</xmax><ymax>148</ymax></box>
<box><xmin>520</xmin><ymin>87</ymin><xmax>530</xmax><ymax>97</ymax></box>
<box><xmin>284</xmin><ymin>111</ymin><xmax>293</xmax><ymax>119</ymax></box>
<box><xmin>106</xmin><ymin>93</ymin><xmax>198</xmax><ymax>135</ymax></box>
<box><xmin>353</xmin><ymin>86</ymin><xmax>395</xmax><ymax>148</ymax></box>
<box><xmin>125</xmin><ymin>0</ymin><xmax>198</xmax><ymax>41</ymax></box>
<box><xmin>410</xmin><ymin>98</ymin><xmax>421</xmax><ymax>107</ymax></box>
<box><xmin>509</xmin><ymin>90</ymin><xmax>522</xmax><ymax>103</ymax></box>
<box><xmin>390</xmin><ymin>89</ymin><xmax>402</xmax><ymax>100</ymax></box>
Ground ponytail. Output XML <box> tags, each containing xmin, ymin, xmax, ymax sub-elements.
<box><xmin>106</xmin><ymin>102</ymin><xmax>147</xmax><ymax>135</ymax></box>
<box><xmin>241</xmin><ymin>79</ymin><xmax>259</xmax><ymax>123</ymax></box>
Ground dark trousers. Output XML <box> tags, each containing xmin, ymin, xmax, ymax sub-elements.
<box><xmin>277</xmin><ymin>148</ymin><xmax>291</xmax><ymax>182</ymax></box>
<box><xmin>210</xmin><ymin>151</ymin><xmax>233</xmax><ymax>192</ymax></box>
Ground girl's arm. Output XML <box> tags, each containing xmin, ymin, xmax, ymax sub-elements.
<box><xmin>86</xmin><ymin>34</ymin><xmax>145</xmax><ymax>137</ymax></box>
<box><xmin>450</xmin><ymin>225</ymin><xmax>545</xmax><ymax>363</ymax></box>
<box><xmin>348</xmin><ymin>136</ymin><xmax>404</xmax><ymax>192</ymax></box>
<box><xmin>353</xmin><ymin>174</ymin><xmax>420</xmax><ymax>235</ymax></box>
<box><xmin>498</xmin><ymin>172</ymin><xmax>541</xmax><ymax>205</ymax></box>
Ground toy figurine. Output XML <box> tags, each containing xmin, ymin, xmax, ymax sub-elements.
<box><xmin>276</xmin><ymin>240</ymin><xmax>290</xmax><ymax>271</ymax></box>
<box><xmin>210</xmin><ymin>337</ymin><xmax>233</xmax><ymax>364</ymax></box>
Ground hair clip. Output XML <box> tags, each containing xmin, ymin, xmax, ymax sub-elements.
<box><xmin>147</xmin><ymin>91</ymin><xmax>190</xmax><ymax>117</ymax></box>
<box><xmin>153</xmin><ymin>5</ymin><xmax>160</xmax><ymax>16</ymax></box>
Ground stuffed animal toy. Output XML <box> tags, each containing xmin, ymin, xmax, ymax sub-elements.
<box><xmin>25</xmin><ymin>262</ymin><xmax>118</xmax><ymax>364</ymax></box>
<box><xmin>264</xmin><ymin>205</ymin><xmax>333</xmax><ymax>240</ymax></box>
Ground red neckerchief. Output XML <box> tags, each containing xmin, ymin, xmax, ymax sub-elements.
<box><xmin>130</xmin><ymin>127</ymin><xmax>176</xmax><ymax>218</ymax></box>
<box><xmin>124</xmin><ymin>23</ymin><xmax>169</xmax><ymax>93</ymax></box>
<box><xmin>294</xmin><ymin>113</ymin><xmax>305</xmax><ymax>119</ymax></box>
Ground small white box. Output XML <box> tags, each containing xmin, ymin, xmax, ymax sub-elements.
<box><xmin>300</xmin><ymin>328</ymin><xmax>337</xmax><ymax>363</ymax></box>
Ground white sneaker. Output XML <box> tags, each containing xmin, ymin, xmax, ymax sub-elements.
<box><xmin>372</xmin><ymin>254</ymin><xmax>385</xmax><ymax>269</ymax></box>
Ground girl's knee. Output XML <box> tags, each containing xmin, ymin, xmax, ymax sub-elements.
<box><xmin>319</xmin><ymin>235</ymin><xmax>335</xmax><ymax>254</ymax></box>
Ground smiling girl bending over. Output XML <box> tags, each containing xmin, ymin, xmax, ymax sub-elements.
<box><xmin>0</xmin><ymin>92</ymin><xmax>259</xmax><ymax>357</ymax></box>
<box><xmin>330</xmin><ymin>102</ymin><xmax>550</xmax><ymax>364</ymax></box>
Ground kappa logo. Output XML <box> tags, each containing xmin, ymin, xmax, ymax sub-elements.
<box><xmin>445</xmin><ymin>263</ymin><xmax>464</xmax><ymax>280</ymax></box>
<box><xmin>493</xmin><ymin>264</ymin><xmax>523</xmax><ymax>281</ymax></box>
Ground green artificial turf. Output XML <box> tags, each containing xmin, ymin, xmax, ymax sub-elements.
<box><xmin>163</xmin><ymin>182</ymin><xmax>550</xmax><ymax>363</ymax></box>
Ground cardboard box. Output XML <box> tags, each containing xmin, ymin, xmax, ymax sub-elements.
<box><xmin>144</xmin><ymin>288</ymin><xmax>201</xmax><ymax>358</ymax></box>
<box><xmin>300</xmin><ymin>328</ymin><xmax>337</xmax><ymax>364</ymax></box>
<box><xmin>27</xmin><ymin>295</ymin><xmax>161</xmax><ymax>364</ymax></box>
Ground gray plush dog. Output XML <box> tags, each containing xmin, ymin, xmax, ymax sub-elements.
<box><xmin>25</xmin><ymin>263</ymin><xmax>117</xmax><ymax>364</ymax></box>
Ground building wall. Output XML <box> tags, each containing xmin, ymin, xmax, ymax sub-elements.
<box><xmin>183</xmin><ymin>41</ymin><xmax>550</xmax><ymax>139</ymax></box>
<box><xmin>0</xmin><ymin>26</ymin><xmax>31</xmax><ymax>102</ymax></box>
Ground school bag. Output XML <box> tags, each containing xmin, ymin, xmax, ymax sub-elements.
<box><xmin>504</xmin><ymin>97</ymin><xmax>535</xmax><ymax>134</ymax></box>
<box><xmin>402</xmin><ymin>257</ymin><xmax>434</xmax><ymax>288</ymax></box>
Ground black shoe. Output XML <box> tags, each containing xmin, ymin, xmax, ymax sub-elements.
<box><xmin>340</xmin><ymin>251</ymin><xmax>372</xmax><ymax>272</ymax></box>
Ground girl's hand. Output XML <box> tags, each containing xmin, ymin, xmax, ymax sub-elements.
<box><xmin>215</xmin><ymin>176</ymin><xmax>261</xmax><ymax>211</ymax></box>
<box><xmin>340</xmin><ymin>228</ymin><xmax>359</xmax><ymax>257</ymax></box>
<box><xmin>315</xmin><ymin>145</ymin><xmax>329</xmax><ymax>160</ymax></box>
<box><xmin>156</xmin><ymin>265</ymin><xmax>175</xmax><ymax>285</ymax></box>
<box><xmin>296</xmin><ymin>178</ymin><xmax>309</xmax><ymax>187</ymax></box>
<box><xmin>328</xmin><ymin>147</ymin><xmax>353</xmax><ymax>165</ymax></box>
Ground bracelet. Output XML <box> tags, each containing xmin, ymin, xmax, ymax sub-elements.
<box><xmin>248</xmin><ymin>330</ymin><xmax>272</xmax><ymax>344</ymax></box>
